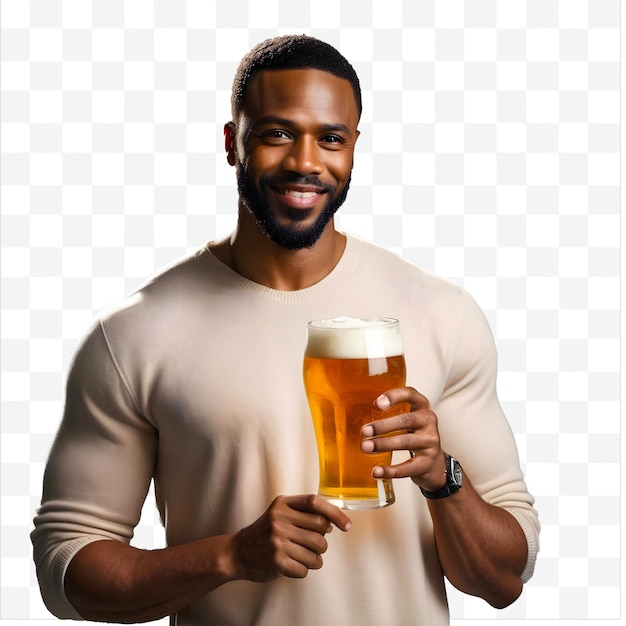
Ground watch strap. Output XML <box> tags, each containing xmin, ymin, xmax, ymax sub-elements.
<box><xmin>419</xmin><ymin>453</ymin><xmax>462</xmax><ymax>500</ymax></box>
<box><xmin>419</xmin><ymin>482</ymin><xmax>460</xmax><ymax>499</ymax></box>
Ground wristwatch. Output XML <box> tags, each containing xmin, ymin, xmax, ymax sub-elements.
<box><xmin>419</xmin><ymin>453</ymin><xmax>463</xmax><ymax>499</ymax></box>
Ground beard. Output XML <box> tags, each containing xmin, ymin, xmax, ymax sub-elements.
<box><xmin>236</xmin><ymin>166</ymin><xmax>351</xmax><ymax>250</ymax></box>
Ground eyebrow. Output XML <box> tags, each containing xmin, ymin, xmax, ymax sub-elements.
<box><xmin>252</xmin><ymin>116</ymin><xmax>353</xmax><ymax>135</ymax></box>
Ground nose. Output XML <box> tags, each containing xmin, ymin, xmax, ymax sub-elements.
<box><xmin>282</xmin><ymin>136</ymin><xmax>324</xmax><ymax>176</ymax></box>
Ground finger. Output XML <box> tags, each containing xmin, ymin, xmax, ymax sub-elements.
<box><xmin>371</xmin><ymin>457</ymin><xmax>420</xmax><ymax>480</ymax></box>
<box><xmin>274</xmin><ymin>506</ymin><xmax>336</xmax><ymax>535</ymax></box>
<box><xmin>361</xmin><ymin>408</ymin><xmax>436</xmax><ymax>439</ymax></box>
<box><xmin>277</xmin><ymin>545</ymin><xmax>324</xmax><ymax>578</ymax></box>
<box><xmin>285</xmin><ymin>494</ymin><xmax>352</xmax><ymax>532</ymax></box>
<box><xmin>272</xmin><ymin>527</ymin><xmax>331</xmax><ymax>578</ymax></box>
<box><xmin>284</xmin><ymin>527</ymin><xmax>329</xmax><ymax>558</ymax></box>
<box><xmin>376</xmin><ymin>387</ymin><xmax>430</xmax><ymax>411</ymax></box>
<box><xmin>361</xmin><ymin>388</ymin><xmax>431</xmax><ymax>438</ymax></box>
<box><xmin>371</xmin><ymin>447</ymin><xmax>443</xmax><ymax>478</ymax></box>
<box><xmin>361</xmin><ymin>428</ymin><xmax>439</xmax><ymax>455</ymax></box>
<box><xmin>287</xmin><ymin>543</ymin><xmax>325</xmax><ymax>572</ymax></box>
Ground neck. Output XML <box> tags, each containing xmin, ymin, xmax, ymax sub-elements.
<box><xmin>210</xmin><ymin>210</ymin><xmax>346</xmax><ymax>291</ymax></box>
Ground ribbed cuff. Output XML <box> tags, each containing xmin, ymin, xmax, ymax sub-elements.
<box><xmin>505</xmin><ymin>508</ymin><xmax>540</xmax><ymax>584</ymax></box>
<box><xmin>49</xmin><ymin>536</ymin><xmax>112</xmax><ymax>619</ymax></box>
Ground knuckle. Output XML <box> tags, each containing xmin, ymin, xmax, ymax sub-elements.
<box><xmin>271</xmin><ymin>495</ymin><xmax>287</xmax><ymax>511</ymax></box>
<box><xmin>267</xmin><ymin>508</ymin><xmax>281</xmax><ymax>526</ymax></box>
<box><xmin>305</xmin><ymin>493</ymin><xmax>319</xmax><ymax>509</ymax></box>
<box><xmin>399</xmin><ymin>433</ymin><xmax>412</xmax><ymax>449</ymax></box>
<box><xmin>315</xmin><ymin>535</ymin><xmax>328</xmax><ymax>554</ymax></box>
<box><xmin>269</xmin><ymin>534</ymin><xmax>284</xmax><ymax>553</ymax></box>
<box><xmin>386</xmin><ymin>465</ymin><xmax>400</xmax><ymax>479</ymax></box>
<box><xmin>311</xmin><ymin>554</ymin><xmax>324</xmax><ymax>570</ymax></box>
<box><xmin>276</xmin><ymin>553</ymin><xmax>294</xmax><ymax>576</ymax></box>
<box><xmin>314</xmin><ymin>513</ymin><xmax>327</xmax><ymax>529</ymax></box>
<box><xmin>424</xmin><ymin>430</ymin><xmax>440</xmax><ymax>448</ymax></box>
<box><xmin>400</xmin><ymin>412</ymin><xmax>414</xmax><ymax>427</ymax></box>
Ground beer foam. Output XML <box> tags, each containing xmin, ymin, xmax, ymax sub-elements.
<box><xmin>305</xmin><ymin>317</ymin><xmax>403</xmax><ymax>359</ymax></box>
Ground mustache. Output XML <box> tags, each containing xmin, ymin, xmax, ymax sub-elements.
<box><xmin>259</xmin><ymin>173</ymin><xmax>335</xmax><ymax>194</ymax></box>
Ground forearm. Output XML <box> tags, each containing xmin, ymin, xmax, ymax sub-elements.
<box><xmin>64</xmin><ymin>494</ymin><xmax>351</xmax><ymax>623</ymax></box>
<box><xmin>65</xmin><ymin>535</ymin><xmax>238</xmax><ymax>623</ymax></box>
<box><xmin>427</xmin><ymin>477</ymin><xmax>528</xmax><ymax>608</ymax></box>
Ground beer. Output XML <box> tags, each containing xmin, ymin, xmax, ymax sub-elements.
<box><xmin>303</xmin><ymin>317</ymin><xmax>406</xmax><ymax>510</ymax></box>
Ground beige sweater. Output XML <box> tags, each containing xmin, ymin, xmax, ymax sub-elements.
<box><xmin>32</xmin><ymin>235</ymin><xmax>539</xmax><ymax>625</ymax></box>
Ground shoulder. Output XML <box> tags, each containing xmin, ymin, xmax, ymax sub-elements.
<box><xmin>348</xmin><ymin>234</ymin><xmax>494</xmax><ymax>359</ymax></box>
<box><xmin>81</xmin><ymin>246</ymin><xmax>223</xmax><ymax>360</ymax></box>
<box><xmin>98</xmin><ymin>246</ymin><xmax>214</xmax><ymax>321</ymax></box>
<box><xmin>349</xmin><ymin>234</ymin><xmax>469</xmax><ymax>307</ymax></box>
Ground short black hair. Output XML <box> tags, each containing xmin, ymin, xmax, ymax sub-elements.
<box><xmin>231</xmin><ymin>34</ymin><xmax>362</xmax><ymax>120</ymax></box>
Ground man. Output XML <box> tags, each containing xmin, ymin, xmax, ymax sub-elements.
<box><xmin>32</xmin><ymin>35</ymin><xmax>539</xmax><ymax>625</ymax></box>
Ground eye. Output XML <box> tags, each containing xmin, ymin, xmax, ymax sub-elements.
<box><xmin>319</xmin><ymin>134</ymin><xmax>346</xmax><ymax>150</ymax></box>
<box><xmin>320</xmin><ymin>134</ymin><xmax>343</xmax><ymax>144</ymax></box>
<box><xmin>264</xmin><ymin>129</ymin><xmax>291</xmax><ymax>142</ymax></box>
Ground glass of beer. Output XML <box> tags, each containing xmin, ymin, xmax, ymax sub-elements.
<box><xmin>303</xmin><ymin>317</ymin><xmax>406</xmax><ymax>510</ymax></box>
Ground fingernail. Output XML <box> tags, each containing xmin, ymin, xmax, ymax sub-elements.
<box><xmin>361</xmin><ymin>424</ymin><xmax>374</xmax><ymax>437</ymax></box>
<box><xmin>372</xmin><ymin>466</ymin><xmax>384</xmax><ymax>478</ymax></box>
<box><xmin>376</xmin><ymin>395</ymin><xmax>391</xmax><ymax>409</ymax></box>
<box><xmin>361</xmin><ymin>439</ymin><xmax>374</xmax><ymax>453</ymax></box>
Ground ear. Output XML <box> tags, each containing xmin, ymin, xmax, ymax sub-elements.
<box><xmin>224</xmin><ymin>122</ymin><xmax>237</xmax><ymax>166</ymax></box>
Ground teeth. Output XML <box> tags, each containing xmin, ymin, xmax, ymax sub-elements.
<box><xmin>282</xmin><ymin>190</ymin><xmax>317</xmax><ymax>199</ymax></box>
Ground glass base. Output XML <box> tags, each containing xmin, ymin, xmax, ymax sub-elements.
<box><xmin>319</xmin><ymin>480</ymin><xmax>395</xmax><ymax>510</ymax></box>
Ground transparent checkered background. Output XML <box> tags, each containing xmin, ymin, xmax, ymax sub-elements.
<box><xmin>1</xmin><ymin>0</ymin><xmax>621</xmax><ymax>623</ymax></box>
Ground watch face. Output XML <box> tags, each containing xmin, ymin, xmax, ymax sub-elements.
<box><xmin>451</xmin><ymin>458</ymin><xmax>463</xmax><ymax>487</ymax></box>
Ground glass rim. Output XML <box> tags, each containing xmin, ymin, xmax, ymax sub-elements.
<box><xmin>306</xmin><ymin>316</ymin><xmax>399</xmax><ymax>330</ymax></box>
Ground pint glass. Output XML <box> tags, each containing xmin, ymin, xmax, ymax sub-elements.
<box><xmin>303</xmin><ymin>317</ymin><xmax>406</xmax><ymax>510</ymax></box>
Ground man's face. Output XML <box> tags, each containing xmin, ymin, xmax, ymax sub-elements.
<box><xmin>230</xmin><ymin>69</ymin><xmax>360</xmax><ymax>250</ymax></box>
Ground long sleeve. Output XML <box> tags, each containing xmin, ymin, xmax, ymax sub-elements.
<box><xmin>432</xmin><ymin>288</ymin><xmax>540</xmax><ymax>582</ymax></box>
<box><xmin>31</xmin><ymin>319</ymin><xmax>158</xmax><ymax>618</ymax></box>
<box><xmin>30</xmin><ymin>237</ymin><xmax>538</xmax><ymax>625</ymax></box>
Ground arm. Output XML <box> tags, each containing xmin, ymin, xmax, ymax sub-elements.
<box><xmin>65</xmin><ymin>495</ymin><xmax>351</xmax><ymax>623</ymax></box>
<box><xmin>65</xmin><ymin>535</ymin><xmax>235</xmax><ymax>623</ymax></box>
<box><xmin>32</xmin><ymin>318</ymin><xmax>351</xmax><ymax>622</ymax></box>
<box><xmin>425</xmin><ymin>473</ymin><xmax>527</xmax><ymax>608</ymax></box>
<box><xmin>361</xmin><ymin>389</ymin><xmax>528</xmax><ymax>608</ymax></box>
<box><xmin>360</xmin><ymin>290</ymin><xmax>538</xmax><ymax>608</ymax></box>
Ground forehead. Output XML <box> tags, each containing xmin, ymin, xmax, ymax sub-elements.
<box><xmin>240</xmin><ymin>68</ymin><xmax>360</xmax><ymax>128</ymax></box>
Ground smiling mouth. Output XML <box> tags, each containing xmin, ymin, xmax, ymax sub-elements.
<box><xmin>279</xmin><ymin>189</ymin><xmax>320</xmax><ymax>199</ymax></box>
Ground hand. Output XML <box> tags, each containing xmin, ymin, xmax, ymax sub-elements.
<box><xmin>232</xmin><ymin>494</ymin><xmax>352</xmax><ymax>582</ymax></box>
<box><xmin>360</xmin><ymin>387</ymin><xmax>447</xmax><ymax>491</ymax></box>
